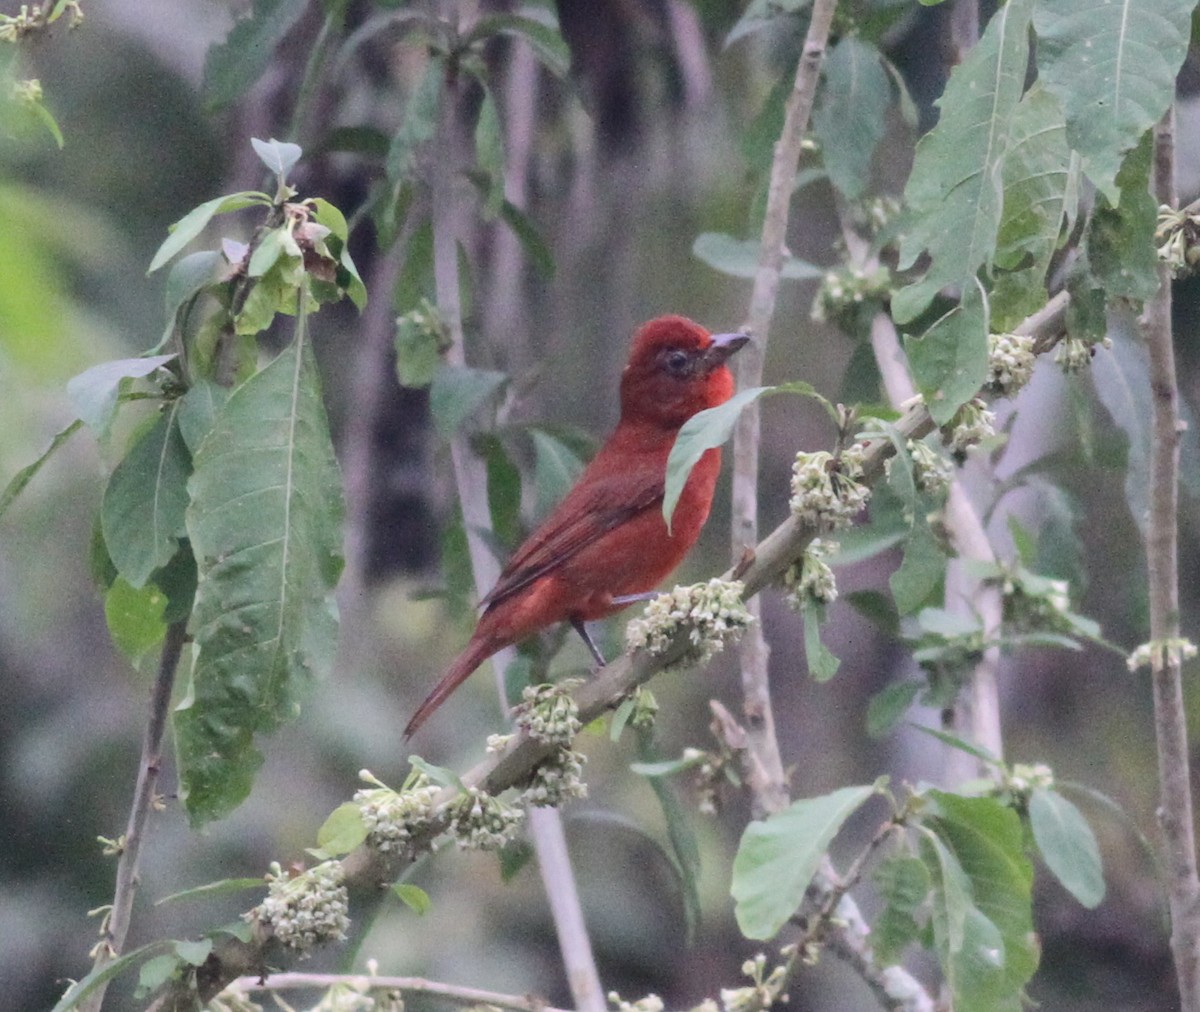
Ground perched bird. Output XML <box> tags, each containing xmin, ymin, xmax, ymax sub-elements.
<box><xmin>404</xmin><ymin>315</ymin><xmax>749</xmax><ymax>737</ymax></box>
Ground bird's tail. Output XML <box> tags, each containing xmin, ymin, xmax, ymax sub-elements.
<box><xmin>403</xmin><ymin>632</ymin><xmax>500</xmax><ymax>738</ymax></box>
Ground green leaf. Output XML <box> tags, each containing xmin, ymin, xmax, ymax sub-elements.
<box><xmin>0</xmin><ymin>418</ymin><xmax>82</xmax><ymax>521</ymax></box>
<box><xmin>1029</xmin><ymin>787</ymin><xmax>1105</xmax><ymax>908</ymax></box>
<box><xmin>725</xmin><ymin>0</ymin><xmax>813</xmax><ymax>48</ymax></box>
<box><xmin>176</xmin><ymin>321</ymin><xmax>344</xmax><ymax>825</ymax></box>
<box><xmin>157</xmin><ymin>250</ymin><xmax>224</xmax><ymax>351</ymax></box>
<box><xmin>408</xmin><ymin>754</ymin><xmax>462</xmax><ymax>789</ymax></box>
<box><xmin>465</xmin><ymin>14</ymin><xmax>571</xmax><ymax>78</ymax></box>
<box><xmin>664</xmin><ymin>386</ymin><xmax>771</xmax><ymax>530</ymax></box>
<box><xmin>731</xmin><ymin>784</ymin><xmax>877</xmax><ymax>939</ymax></box>
<box><xmin>692</xmin><ymin>232</ymin><xmax>822</xmax><ymax>280</ymax></box>
<box><xmin>497</xmin><ymin>198</ymin><xmax>555</xmax><ymax>278</ymax></box>
<box><xmin>630</xmin><ymin>755</ymin><xmax>708</xmax><ymax>778</ymax></box>
<box><xmin>67</xmin><ymin>355</ymin><xmax>177</xmax><ymax>433</ymax></box>
<box><xmin>172</xmin><ymin>938</ymin><xmax>213</xmax><ymax>966</ymax></box>
<box><xmin>480</xmin><ymin>434</ymin><xmax>523</xmax><ymax>548</ymax></box>
<box><xmin>248</xmin><ymin>227</ymin><xmax>292</xmax><ymax>279</ymax></box>
<box><xmin>101</xmin><ymin>405</ymin><xmax>193</xmax><ymax>588</ymax></box>
<box><xmin>801</xmin><ymin>600</ymin><xmax>840</xmax><ymax>681</ymax></box>
<box><xmin>812</xmin><ymin>37</ymin><xmax>891</xmax><ymax>200</ymax></box>
<box><xmin>474</xmin><ymin>83</ymin><xmax>506</xmax><ymax>219</ymax></box>
<box><xmin>387</xmin><ymin>56</ymin><xmax>444</xmax><ymax>183</ymax></box>
<box><xmin>894</xmin><ymin>0</ymin><xmax>1033</xmax><ymax>322</ymax></box>
<box><xmin>251</xmin><ymin>137</ymin><xmax>302</xmax><ymax>179</ymax></box>
<box><xmin>910</xmin><ymin>724</ymin><xmax>1002</xmax><ymax>767</ymax></box>
<box><xmin>530</xmin><ymin>428</ymin><xmax>585</xmax><ymax>519</ymax></box>
<box><xmin>924</xmin><ymin>792</ymin><xmax>1038</xmax><ymax>1011</ymax></box>
<box><xmin>155</xmin><ymin>877</ymin><xmax>266</xmax><ymax>906</ymax></box>
<box><xmin>202</xmin><ymin>0</ymin><xmax>310</xmax><ymax>112</ymax></box>
<box><xmin>1033</xmin><ymin>0</ymin><xmax>1192</xmax><ymax>203</ymax></box>
<box><xmin>889</xmin><ymin>519</ymin><xmax>945</xmax><ymax>615</ymax></box>
<box><xmin>148</xmin><ymin>193</ymin><xmax>270</xmax><ymax>274</ymax></box>
<box><xmin>395</xmin><ymin>313</ymin><xmax>445</xmax><ymax>389</ymax></box>
<box><xmin>135</xmin><ymin>954</ymin><xmax>180</xmax><ymax>996</ymax></box>
<box><xmin>429</xmin><ymin>364</ymin><xmax>507</xmax><ymax>438</ymax></box>
<box><xmin>177</xmin><ymin>380</ymin><xmax>228</xmax><ymax>455</ymax></box>
<box><xmin>52</xmin><ymin>940</ymin><xmax>175</xmax><ymax>1012</ymax></box>
<box><xmin>903</xmin><ymin>283</ymin><xmax>988</xmax><ymax>426</ymax></box>
<box><xmin>104</xmin><ymin>577</ymin><xmax>168</xmax><ymax>663</ymax></box>
<box><xmin>1085</xmin><ymin>132</ymin><xmax>1160</xmax><ymax>302</ymax></box>
<box><xmin>393</xmin><ymin>882</ymin><xmax>432</xmax><ymax>914</ymax></box>
<box><xmin>313</xmin><ymin>801</ymin><xmax>370</xmax><ymax>858</ymax></box>
<box><xmin>866</xmin><ymin>679</ymin><xmax>922</xmax><ymax>738</ymax></box>
<box><xmin>1091</xmin><ymin>331</ymin><xmax>1154</xmax><ymax>540</ymax></box>
<box><xmin>872</xmin><ymin>854</ymin><xmax>931</xmax><ymax>965</ymax></box>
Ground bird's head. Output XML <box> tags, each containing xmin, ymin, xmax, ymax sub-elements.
<box><xmin>619</xmin><ymin>315</ymin><xmax>750</xmax><ymax>429</ymax></box>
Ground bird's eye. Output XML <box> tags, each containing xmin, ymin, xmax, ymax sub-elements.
<box><xmin>664</xmin><ymin>349</ymin><xmax>690</xmax><ymax>375</ymax></box>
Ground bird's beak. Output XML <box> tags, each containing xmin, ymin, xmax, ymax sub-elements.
<box><xmin>705</xmin><ymin>331</ymin><xmax>751</xmax><ymax>367</ymax></box>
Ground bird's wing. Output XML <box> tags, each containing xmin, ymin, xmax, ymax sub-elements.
<box><xmin>479</xmin><ymin>463</ymin><xmax>664</xmax><ymax>612</ymax></box>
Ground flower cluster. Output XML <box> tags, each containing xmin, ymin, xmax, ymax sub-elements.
<box><xmin>940</xmin><ymin>397</ymin><xmax>995</xmax><ymax>461</ymax></box>
<box><xmin>250</xmin><ymin>860</ymin><xmax>349</xmax><ymax>952</ymax></box>
<box><xmin>908</xmin><ymin>438</ymin><xmax>953</xmax><ymax>495</ymax></box>
<box><xmin>354</xmin><ymin>770</ymin><xmax>439</xmax><ymax>853</ymax></box>
<box><xmin>523</xmin><ymin>747</ymin><xmax>588</xmax><ymax>807</ymax></box>
<box><xmin>987</xmin><ymin>331</ymin><xmax>1037</xmax><ymax>397</ymax></box>
<box><xmin>1156</xmin><ymin>203</ymin><xmax>1200</xmax><ymax>276</ymax></box>
<box><xmin>607</xmin><ymin>992</ymin><xmax>665</xmax><ymax>1012</ymax></box>
<box><xmin>1007</xmin><ymin>762</ymin><xmax>1054</xmax><ymax>794</ymax></box>
<box><xmin>1055</xmin><ymin>334</ymin><xmax>1110</xmax><ymax>373</ymax></box>
<box><xmin>811</xmin><ymin>263</ymin><xmax>893</xmax><ymax>332</ymax></box>
<box><xmin>716</xmin><ymin>953</ymin><xmax>790</xmax><ymax>1012</ymax></box>
<box><xmin>625</xmin><ymin>579</ymin><xmax>752</xmax><ymax>667</ymax></box>
<box><xmin>514</xmin><ymin>680</ymin><xmax>582</xmax><ymax>745</ymax></box>
<box><xmin>1127</xmin><ymin>637</ymin><xmax>1198</xmax><ymax>673</ymax></box>
<box><xmin>789</xmin><ymin>446</ymin><xmax>870</xmax><ymax>530</ymax></box>
<box><xmin>785</xmin><ymin>537</ymin><xmax>839</xmax><ymax>609</ymax></box>
<box><xmin>445</xmin><ymin>786</ymin><xmax>524</xmax><ymax>850</ymax></box>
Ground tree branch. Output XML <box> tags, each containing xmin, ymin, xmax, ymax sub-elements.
<box><xmin>81</xmin><ymin>621</ymin><xmax>187</xmax><ymax>1012</ymax></box>
<box><xmin>1146</xmin><ymin>103</ymin><xmax>1200</xmax><ymax>1010</ymax></box>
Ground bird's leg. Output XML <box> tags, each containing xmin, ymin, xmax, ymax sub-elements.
<box><xmin>610</xmin><ymin>591</ymin><xmax>657</xmax><ymax>605</ymax></box>
<box><xmin>570</xmin><ymin>616</ymin><xmax>608</xmax><ymax>668</ymax></box>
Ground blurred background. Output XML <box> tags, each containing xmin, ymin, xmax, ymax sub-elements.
<box><xmin>1</xmin><ymin>0</ymin><xmax>1195</xmax><ymax>1009</ymax></box>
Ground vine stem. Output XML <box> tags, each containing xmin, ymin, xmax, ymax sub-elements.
<box><xmin>79</xmin><ymin>620</ymin><xmax>187</xmax><ymax>1012</ymax></box>
<box><xmin>1147</xmin><ymin>104</ymin><xmax>1200</xmax><ymax>1010</ymax></box>
<box><xmin>731</xmin><ymin>0</ymin><xmax>839</xmax><ymax>820</ymax></box>
<box><xmin>428</xmin><ymin>30</ymin><xmax>605</xmax><ymax>1012</ymax></box>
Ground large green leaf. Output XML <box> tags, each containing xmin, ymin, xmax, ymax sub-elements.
<box><xmin>1029</xmin><ymin>787</ymin><xmax>1105</xmax><ymax>909</ymax></box>
<box><xmin>387</xmin><ymin>55</ymin><xmax>444</xmax><ymax>184</ymax></box>
<box><xmin>1033</xmin><ymin>0</ymin><xmax>1192</xmax><ymax>203</ymax></box>
<box><xmin>202</xmin><ymin>0</ymin><xmax>310</xmax><ymax>112</ymax></box>
<box><xmin>894</xmin><ymin>0</ymin><xmax>1033</xmax><ymax>324</ymax></box>
<box><xmin>731</xmin><ymin>784</ymin><xmax>877</xmax><ymax>939</ymax></box>
<box><xmin>924</xmin><ymin>791</ymin><xmax>1038</xmax><ymax>1012</ymax></box>
<box><xmin>101</xmin><ymin>404</ymin><xmax>192</xmax><ymax>588</ymax></box>
<box><xmin>176</xmin><ymin>325</ymin><xmax>344</xmax><ymax>825</ymax></box>
<box><xmin>903</xmin><ymin>283</ymin><xmax>988</xmax><ymax>426</ymax></box>
<box><xmin>812</xmin><ymin>36</ymin><xmax>891</xmax><ymax>201</ymax></box>
<box><xmin>872</xmin><ymin>854</ymin><xmax>931</xmax><ymax>965</ymax></box>
<box><xmin>66</xmin><ymin>355</ymin><xmax>177</xmax><ymax>432</ymax></box>
<box><xmin>692</xmin><ymin>232</ymin><xmax>821</xmax><ymax>280</ymax></box>
<box><xmin>1085</xmin><ymin>133</ymin><xmax>1160</xmax><ymax>302</ymax></box>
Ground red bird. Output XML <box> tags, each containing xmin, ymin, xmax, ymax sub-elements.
<box><xmin>404</xmin><ymin>315</ymin><xmax>749</xmax><ymax>737</ymax></box>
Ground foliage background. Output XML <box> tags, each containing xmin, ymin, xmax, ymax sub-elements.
<box><xmin>1</xmin><ymin>0</ymin><xmax>1195</xmax><ymax>1008</ymax></box>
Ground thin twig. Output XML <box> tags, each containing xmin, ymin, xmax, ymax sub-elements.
<box><xmin>732</xmin><ymin>0</ymin><xmax>839</xmax><ymax>820</ymax></box>
<box><xmin>225</xmin><ymin>971</ymin><xmax>572</xmax><ymax>1012</ymax></box>
<box><xmin>429</xmin><ymin>32</ymin><xmax>605</xmax><ymax>1012</ymax></box>
<box><xmin>80</xmin><ymin>621</ymin><xmax>187</xmax><ymax>1012</ymax></box>
<box><xmin>1146</xmin><ymin>104</ymin><xmax>1200</xmax><ymax>1010</ymax></box>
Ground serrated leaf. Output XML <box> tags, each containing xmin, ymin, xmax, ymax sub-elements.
<box><xmin>1085</xmin><ymin>132</ymin><xmax>1160</xmax><ymax>302</ymax></box>
<box><xmin>429</xmin><ymin>364</ymin><xmax>507</xmax><ymax>437</ymax></box>
<box><xmin>0</xmin><ymin>418</ymin><xmax>82</xmax><ymax>521</ymax></box>
<box><xmin>67</xmin><ymin>355</ymin><xmax>177</xmax><ymax>433</ymax></box>
<box><xmin>1033</xmin><ymin>0</ymin><xmax>1192</xmax><ymax>203</ymax></box>
<box><xmin>314</xmin><ymin>801</ymin><xmax>369</xmax><ymax>857</ymax></box>
<box><xmin>149</xmin><ymin>193</ymin><xmax>270</xmax><ymax>274</ymax></box>
<box><xmin>866</xmin><ymin>679</ymin><xmax>922</xmax><ymax>738</ymax></box>
<box><xmin>251</xmin><ymin>137</ymin><xmax>302</xmax><ymax>179</ymax></box>
<box><xmin>692</xmin><ymin>232</ymin><xmax>822</xmax><ymax>280</ymax></box>
<box><xmin>812</xmin><ymin>37</ymin><xmax>890</xmax><ymax>200</ymax></box>
<box><xmin>465</xmin><ymin>13</ymin><xmax>571</xmax><ymax>77</ymax></box>
<box><xmin>176</xmin><ymin>321</ymin><xmax>344</xmax><ymax>826</ymax></box>
<box><xmin>732</xmin><ymin>784</ymin><xmax>877</xmax><ymax>939</ymax></box>
<box><xmin>894</xmin><ymin>0</ymin><xmax>1032</xmax><ymax>323</ymax></box>
<box><xmin>104</xmin><ymin>577</ymin><xmax>168</xmax><ymax>663</ymax></box>
<box><xmin>530</xmin><ymin>428</ymin><xmax>585</xmax><ymax>519</ymax></box>
<box><xmin>924</xmin><ymin>792</ymin><xmax>1038</xmax><ymax>1011</ymax></box>
<box><xmin>664</xmin><ymin>386</ymin><xmax>771</xmax><ymax>530</ymax></box>
<box><xmin>202</xmin><ymin>0</ymin><xmax>309</xmax><ymax>112</ymax></box>
<box><xmin>393</xmin><ymin>882</ymin><xmax>432</xmax><ymax>914</ymax></box>
<box><xmin>387</xmin><ymin>56</ymin><xmax>443</xmax><ymax>183</ymax></box>
<box><xmin>801</xmin><ymin>600</ymin><xmax>840</xmax><ymax>681</ymax></box>
<box><xmin>1029</xmin><ymin>787</ymin><xmax>1105</xmax><ymax>908</ymax></box>
<box><xmin>903</xmin><ymin>283</ymin><xmax>988</xmax><ymax>426</ymax></box>
<box><xmin>101</xmin><ymin>405</ymin><xmax>192</xmax><ymax>588</ymax></box>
